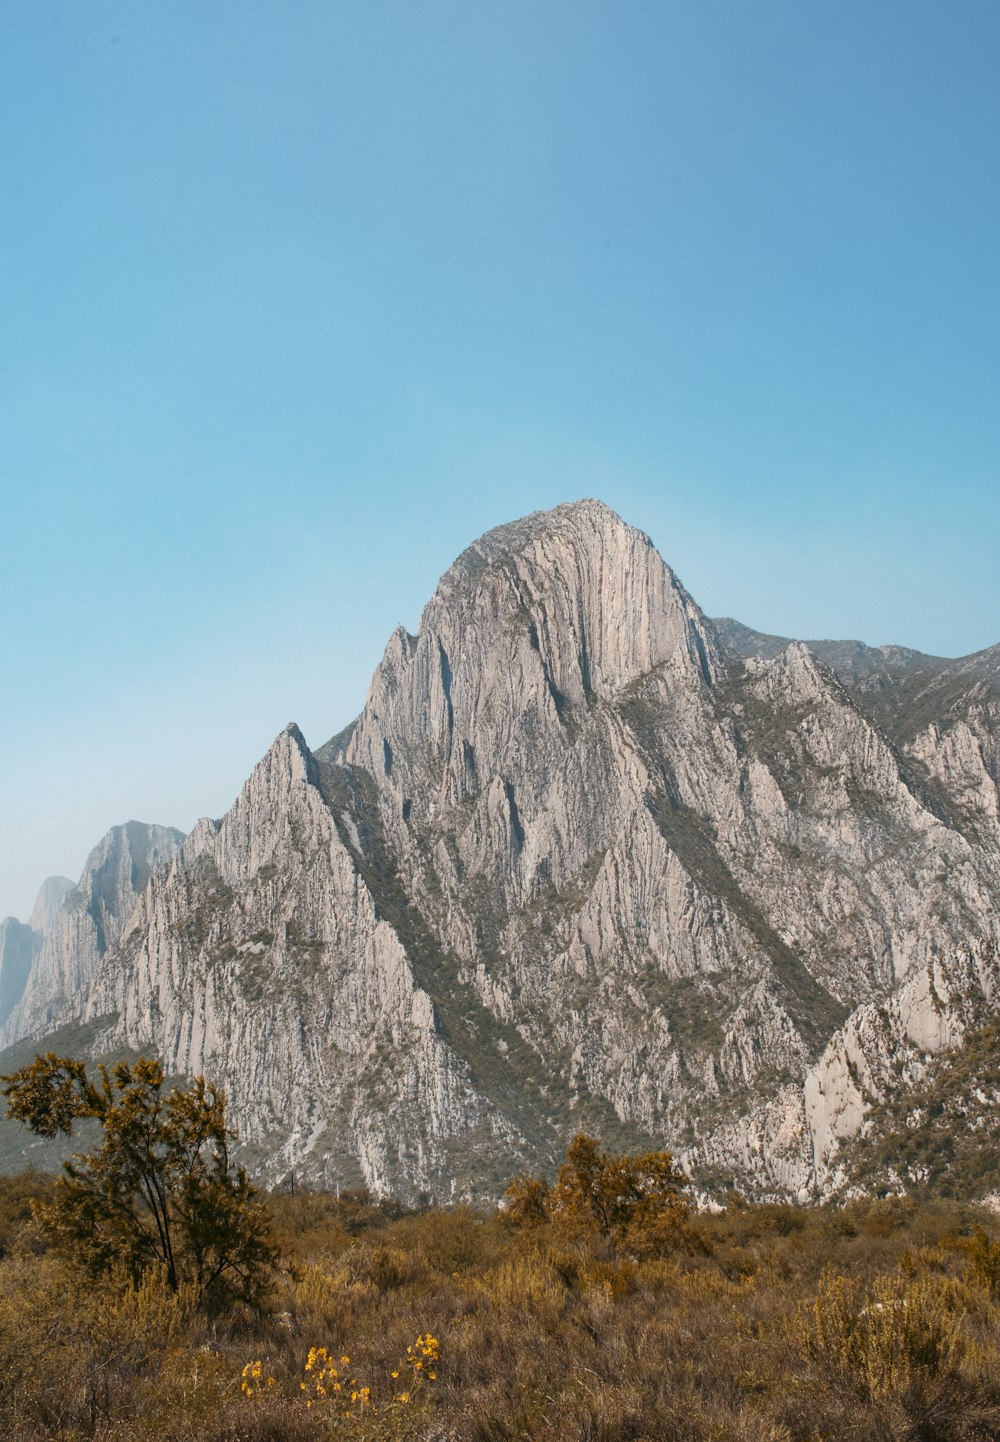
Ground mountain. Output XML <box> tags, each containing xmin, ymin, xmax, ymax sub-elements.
<box><xmin>28</xmin><ymin>876</ymin><xmax>75</xmax><ymax>937</ymax></box>
<box><xmin>0</xmin><ymin>876</ymin><xmax>73</xmax><ymax>1031</ymax></box>
<box><xmin>0</xmin><ymin>918</ymin><xmax>37</xmax><ymax>1033</ymax></box>
<box><xmin>2</xmin><ymin>500</ymin><xmax>998</xmax><ymax>1203</ymax></box>
<box><xmin>1</xmin><ymin>828</ymin><xmax>183</xmax><ymax>1046</ymax></box>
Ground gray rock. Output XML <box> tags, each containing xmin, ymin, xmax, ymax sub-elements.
<box><xmin>0</xmin><ymin>918</ymin><xmax>38</xmax><ymax>1032</ymax></box>
<box><xmin>28</xmin><ymin>877</ymin><xmax>74</xmax><ymax>938</ymax></box>
<box><xmin>4</xmin><ymin>501</ymin><xmax>998</xmax><ymax>1202</ymax></box>
<box><xmin>1</xmin><ymin>824</ymin><xmax>184</xmax><ymax>1048</ymax></box>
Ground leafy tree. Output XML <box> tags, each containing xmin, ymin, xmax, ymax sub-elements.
<box><xmin>1</xmin><ymin>1053</ymin><xmax>279</xmax><ymax>1313</ymax></box>
<box><xmin>502</xmin><ymin>1172</ymin><xmax>551</xmax><ymax>1230</ymax></box>
<box><xmin>505</xmin><ymin>1132</ymin><xmax>703</xmax><ymax>1256</ymax></box>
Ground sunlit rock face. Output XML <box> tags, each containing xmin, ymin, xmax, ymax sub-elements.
<box><xmin>4</xmin><ymin>501</ymin><xmax>999</xmax><ymax>1202</ymax></box>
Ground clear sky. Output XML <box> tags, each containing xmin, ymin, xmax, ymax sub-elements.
<box><xmin>1</xmin><ymin>0</ymin><xmax>998</xmax><ymax>921</ymax></box>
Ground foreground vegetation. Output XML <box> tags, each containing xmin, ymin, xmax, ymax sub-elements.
<box><xmin>5</xmin><ymin>1058</ymin><xmax>1000</xmax><ymax>1440</ymax></box>
<box><xmin>5</xmin><ymin>1168</ymin><xmax>1000</xmax><ymax>1441</ymax></box>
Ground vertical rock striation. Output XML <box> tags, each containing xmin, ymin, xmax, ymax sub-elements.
<box><xmin>3</xmin><ymin>500</ymin><xmax>999</xmax><ymax>1201</ymax></box>
<box><xmin>0</xmin><ymin>876</ymin><xmax>74</xmax><ymax>1030</ymax></box>
<box><xmin>0</xmin><ymin>827</ymin><xmax>183</xmax><ymax>1049</ymax></box>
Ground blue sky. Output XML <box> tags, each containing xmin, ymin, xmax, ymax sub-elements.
<box><xmin>1</xmin><ymin>0</ymin><xmax>998</xmax><ymax>919</ymax></box>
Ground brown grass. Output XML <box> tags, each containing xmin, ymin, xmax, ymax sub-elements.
<box><xmin>2</xmin><ymin>1176</ymin><xmax>1000</xmax><ymax>1441</ymax></box>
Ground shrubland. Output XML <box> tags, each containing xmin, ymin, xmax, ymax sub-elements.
<box><xmin>3</xmin><ymin>1066</ymin><xmax>1000</xmax><ymax>1439</ymax></box>
<box><xmin>4</xmin><ymin>1176</ymin><xmax>1000</xmax><ymax>1439</ymax></box>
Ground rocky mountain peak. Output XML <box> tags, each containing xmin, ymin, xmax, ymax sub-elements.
<box><xmin>4</xmin><ymin>501</ymin><xmax>999</xmax><ymax>1206</ymax></box>
<box><xmin>0</xmin><ymin>877</ymin><xmax>73</xmax><ymax>1034</ymax></box>
<box><xmin>28</xmin><ymin>876</ymin><xmax>74</xmax><ymax>937</ymax></box>
<box><xmin>0</xmin><ymin>822</ymin><xmax>185</xmax><ymax>1050</ymax></box>
<box><xmin>345</xmin><ymin>501</ymin><xmax>718</xmax><ymax>804</ymax></box>
<box><xmin>80</xmin><ymin>823</ymin><xmax>186</xmax><ymax>946</ymax></box>
<box><xmin>0</xmin><ymin>919</ymin><xmax>36</xmax><ymax>1031</ymax></box>
<box><xmin>424</xmin><ymin>497</ymin><xmax>715</xmax><ymax>697</ymax></box>
<box><xmin>271</xmin><ymin>722</ymin><xmax>320</xmax><ymax>789</ymax></box>
<box><xmin>209</xmin><ymin>722</ymin><xmax>324</xmax><ymax>885</ymax></box>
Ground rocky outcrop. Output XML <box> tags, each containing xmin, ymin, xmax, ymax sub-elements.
<box><xmin>1</xmin><ymin>877</ymin><xmax>74</xmax><ymax>1030</ymax></box>
<box><xmin>0</xmin><ymin>919</ymin><xmax>37</xmax><ymax>1033</ymax></box>
<box><xmin>28</xmin><ymin>876</ymin><xmax>74</xmax><ymax>937</ymax></box>
<box><xmin>82</xmin><ymin>726</ymin><xmax>523</xmax><ymax>1196</ymax></box>
<box><xmin>0</xmin><ymin>826</ymin><xmax>184</xmax><ymax>1049</ymax></box>
<box><xmin>3</xmin><ymin>501</ymin><xmax>998</xmax><ymax>1201</ymax></box>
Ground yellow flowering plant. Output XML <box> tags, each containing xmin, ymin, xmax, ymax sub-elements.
<box><xmin>239</xmin><ymin>1360</ymin><xmax>275</xmax><ymax>1399</ymax></box>
<box><xmin>402</xmin><ymin>1332</ymin><xmax>440</xmax><ymax>1393</ymax></box>
<box><xmin>253</xmin><ymin>1331</ymin><xmax>443</xmax><ymax>1430</ymax></box>
<box><xmin>300</xmin><ymin>1345</ymin><xmax>370</xmax><ymax>1413</ymax></box>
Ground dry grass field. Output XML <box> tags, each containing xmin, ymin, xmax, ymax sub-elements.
<box><xmin>4</xmin><ymin>1163</ymin><xmax>1000</xmax><ymax>1442</ymax></box>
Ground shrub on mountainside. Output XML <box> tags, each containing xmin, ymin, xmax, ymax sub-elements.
<box><xmin>842</xmin><ymin>1018</ymin><xmax>1000</xmax><ymax>1201</ymax></box>
<box><xmin>504</xmin><ymin>1131</ymin><xmax>708</xmax><ymax>1256</ymax></box>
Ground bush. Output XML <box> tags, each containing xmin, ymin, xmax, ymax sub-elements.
<box><xmin>0</xmin><ymin>1253</ymin><xmax>199</xmax><ymax>1437</ymax></box>
<box><xmin>1</xmin><ymin>1053</ymin><xmax>280</xmax><ymax>1314</ymax></box>
<box><xmin>504</xmin><ymin>1132</ymin><xmax>706</xmax><ymax>1258</ymax></box>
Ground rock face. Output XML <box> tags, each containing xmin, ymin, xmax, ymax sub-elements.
<box><xmin>0</xmin><ymin>828</ymin><xmax>183</xmax><ymax>1048</ymax></box>
<box><xmin>28</xmin><ymin>876</ymin><xmax>75</xmax><ymax>937</ymax></box>
<box><xmin>3</xmin><ymin>500</ymin><xmax>999</xmax><ymax>1202</ymax></box>
<box><xmin>0</xmin><ymin>918</ymin><xmax>37</xmax><ymax>1033</ymax></box>
<box><xmin>0</xmin><ymin>876</ymin><xmax>74</xmax><ymax>1030</ymax></box>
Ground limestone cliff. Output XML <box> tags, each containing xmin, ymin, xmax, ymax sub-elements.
<box><xmin>0</xmin><ymin>876</ymin><xmax>74</xmax><ymax>1031</ymax></box>
<box><xmin>0</xmin><ymin>827</ymin><xmax>183</xmax><ymax>1049</ymax></box>
<box><xmin>3</xmin><ymin>501</ymin><xmax>998</xmax><ymax>1202</ymax></box>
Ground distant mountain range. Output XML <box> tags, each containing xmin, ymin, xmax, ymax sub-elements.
<box><xmin>3</xmin><ymin>500</ymin><xmax>998</xmax><ymax>1202</ymax></box>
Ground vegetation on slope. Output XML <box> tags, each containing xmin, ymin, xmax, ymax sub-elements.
<box><xmin>841</xmin><ymin>1017</ymin><xmax>1000</xmax><ymax>1201</ymax></box>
